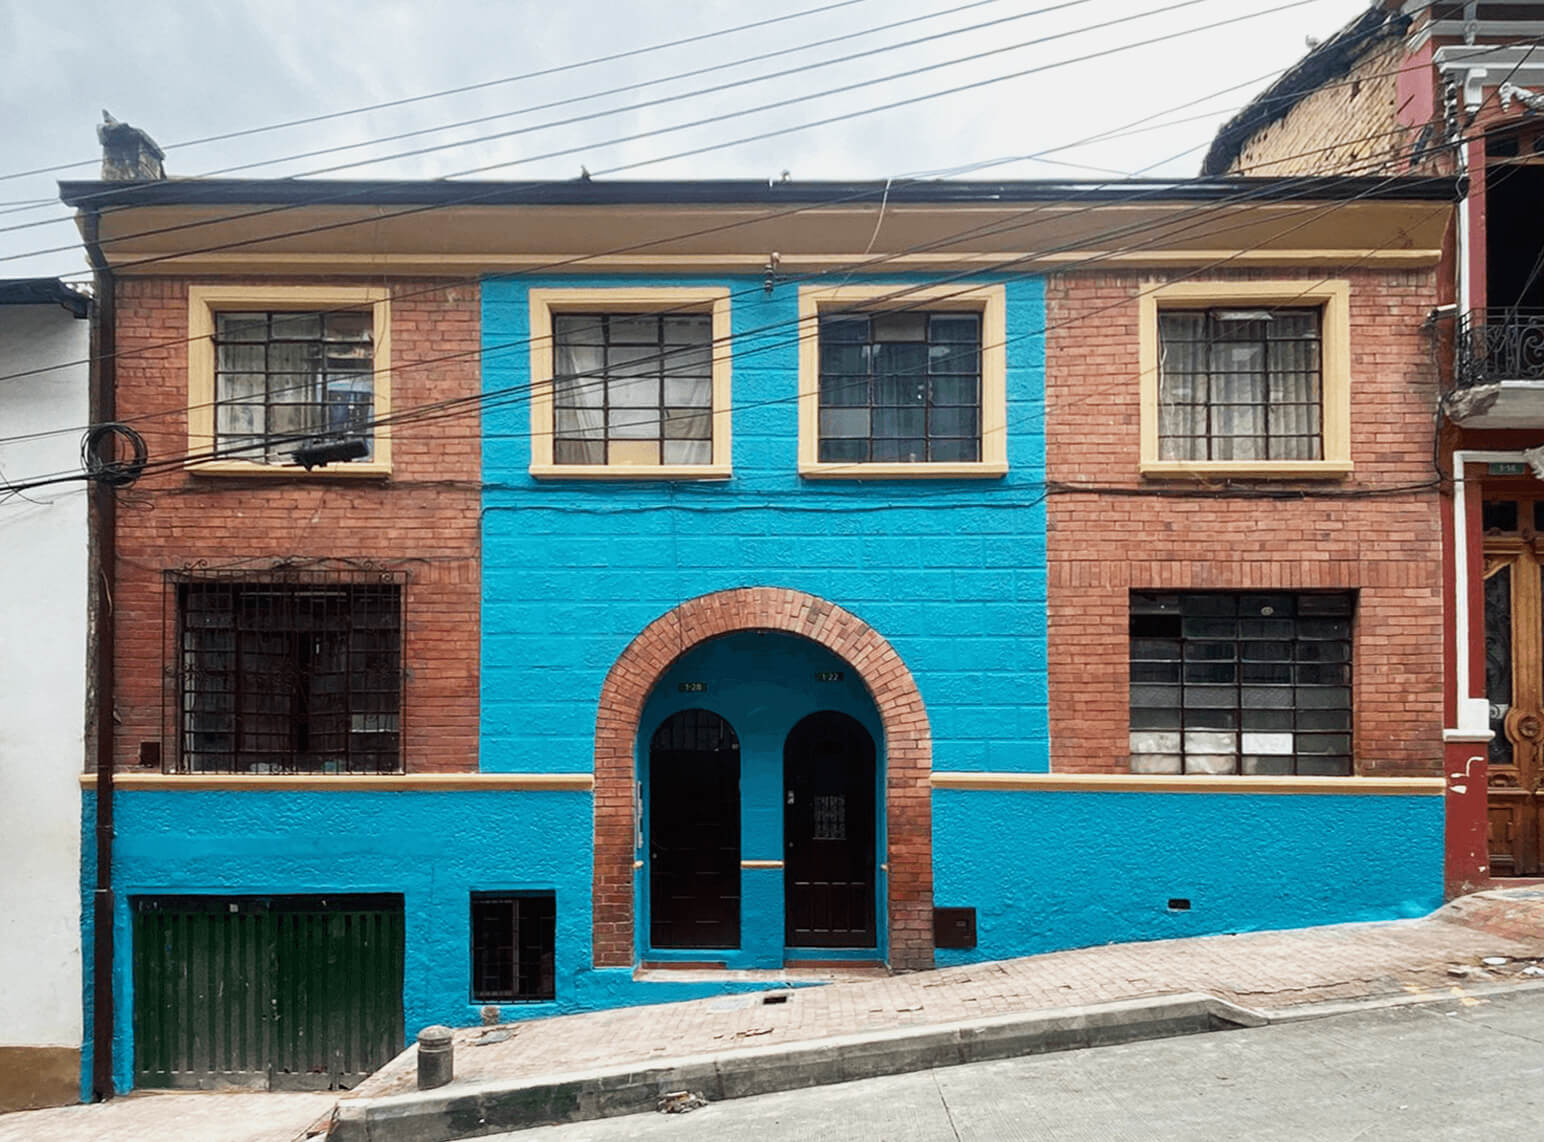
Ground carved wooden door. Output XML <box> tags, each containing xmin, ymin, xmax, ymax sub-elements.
<box><xmin>1482</xmin><ymin>536</ymin><xmax>1544</xmax><ymax>876</ymax></box>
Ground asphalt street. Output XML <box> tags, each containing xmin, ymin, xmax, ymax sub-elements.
<box><xmin>502</xmin><ymin>988</ymin><xmax>1544</xmax><ymax>1141</ymax></box>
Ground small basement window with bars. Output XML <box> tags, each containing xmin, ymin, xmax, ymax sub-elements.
<box><xmin>1157</xmin><ymin>307</ymin><xmax>1323</xmax><ymax>462</ymax></box>
<box><xmin>213</xmin><ymin>310</ymin><xmax>376</xmax><ymax>464</ymax></box>
<box><xmin>818</xmin><ymin>311</ymin><xmax>982</xmax><ymax>464</ymax></box>
<box><xmin>174</xmin><ymin>571</ymin><xmax>404</xmax><ymax>774</ymax></box>
<box><xmin>1129</xmin><ymin>592</ymin><xmax>1353</xmax><ymax>776</ymax></box>
<box><xmin>470</xmin><ymin>893</ymin><xmax>556</xmax><ymax>1002</ymax></box>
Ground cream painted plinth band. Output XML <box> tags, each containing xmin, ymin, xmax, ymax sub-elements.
<box><xmin>81</xmin><ymin>773</ymin><xmax>595</xmax><ymax>792</ymax></box>
<box><xmin>930</xmin><ymin>772</ymin><xmax>1445</xmax><ymax>795</ymax></box>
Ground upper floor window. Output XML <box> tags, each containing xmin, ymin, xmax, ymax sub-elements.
<box><xmin>798</xmin><ymin>284</ymin><xmax>1008</xmax><ymax>479</ymax></box>
<box><xmin>213</xmin><ymin>310</ymin><xmax>375</xmax><ymax>463</ymax></box>
<box><xmin>187</xmin><ymin>285</ymin><xmax>392</xmax><ymax>476</ymax></box>
<box><xmin>1139</xmin><ymin>281</ymin><xmax>1351</xmax><ymax>478</ymax></box>
<box><xmin>175</xmin><ymin>572</ymin><xmax>404</xmax><ymax>774</ymax></box>
<box><xmin>552</xmin><ymin>313</ymin><xmax>712</xmax><ymax>467</ymax></box>
<box><xmin>1157</xmin><ymin>308</ymin><xmax>1322</xmax><ymax>462</ymax></box>
<box><xmin>816</xmin><ymin>312</ymin><xmax>981</xmax><ymax>465</ymax></box>
<box><xmin>528</xmin><ymin>288</ymin><xmax>731</xmax><ymax>480</ymax></box>
<box><xmin>1129</xmin><ymin>591</ymin><xmax>1354</xmax><ymax>777</ymax></box>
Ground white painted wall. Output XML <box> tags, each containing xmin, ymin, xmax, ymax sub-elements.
<box><xmin>0</xmin><ymin>300</ymin><xmax>89</xmax><ymax>1052</ymax></box>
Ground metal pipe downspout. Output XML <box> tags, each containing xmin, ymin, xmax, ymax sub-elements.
<box><xmin>83</xmin><ymin>206</ymin><xmax>117</xmax><ymax>1101</ymax></box>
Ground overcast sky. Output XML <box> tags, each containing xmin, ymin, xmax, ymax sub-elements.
<box><xmin>0</xmin><ymin>0</ymin><xmax>1371</xmax><ymax>279</ymax></box>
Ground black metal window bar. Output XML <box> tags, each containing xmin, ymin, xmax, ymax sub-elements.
<box><xmin>817</xmin><ymin>312</ymin><xmax>982</xmax><ymax>464</ymax></box>
<box><xmin>1129</xmin><ymin>592</ymin><xmax>1354</xmax><ymax>777</ymax></box>
<box><xmin>1157</xmin><ymin>308</ymin><xmax>1324</xmax><ymax>461</ymax></box>
<box><xmin>213</xmin><ymin>310</ymin><xmax>375</xmax><ymax>464</ymax></box>
<box><xmin>173</xmin><ymin>570</ymin><xmax>405</xmax><ymax>774</ymax></box>
<box><xmin>1454</xmin><ymin>308</ymin><xmax>1544</xmax><ymax>388</ymax></box>
<box><xmin>470</xmin><ymin>893</ymin><xmax>557</xmax><ymax>1002</ymax></box>
<box><xmin>551</xmin><ymin>313</ymin><xmax>714</xmax><ymax>466</ymax></box>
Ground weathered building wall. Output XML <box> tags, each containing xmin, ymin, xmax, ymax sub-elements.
<box><xmin>1226</xmin><ymin>39</ymin><xmax>1432</xmax><ymax>176</ymax></box>
<box><xmin>0</xmin><ymin>300</ymin><xmax>89</xmax><ymax>1110</ymax></box>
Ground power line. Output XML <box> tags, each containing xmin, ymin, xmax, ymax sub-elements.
<box><xmin>5</xmin><ymin>154</ymin><xmax>1450</xmax><ymax>496</ymax></box>
<box><xmin>25</xmin><ymin>0</ymin><xmax>1322</xmax><ymax>271</ymax></box>
<box><xmin>3</xmin><ymin>12</ymin><xmax>1453</xmax><ymax>393</ymax></box>
<box><xmin>0</xmin><ymin>0</ymin><xmax>886</xmax><ymax>185</ymax></box>
<box><xmin>0</xmin><ymin>0</ymin><xmax>1074</xmax><ymax>231</ymax></box>
<box><xmin>0</xmin><ymin>115</ymin><xmax>1459</xmax><ymax>473</ymax></box>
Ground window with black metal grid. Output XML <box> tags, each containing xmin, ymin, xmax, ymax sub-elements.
<box><xmin>1156</xmin><ymin>307</ymin><xmax>1324</xmax><ymax>462</ymax></box>
<box><xmin>213</xmin><ymin>310</ymin><xmax>375</xmax><ymax>464</ymax></box>
<box><xmin>817</xmin><ymin>311</ymin><xmax>982</xmax><ymax>464</ymax></box>
<box><xmin>173</xmin><ymin>571</ymin><xmax>404</xmax><ymax>774</ymax></box>
<box><xmin>1129</xmin><ymin>591</ymin><xmax>1353</xmax><ymax>776</ymax></box>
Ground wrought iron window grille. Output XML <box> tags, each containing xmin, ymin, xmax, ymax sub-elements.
<box><xmin>470</xmin><ymin>893</ymin><xmax>557</xmax><ymax>1003</ymax></box>
<box><xmin>166</xmin><ymin>568</ymin><xmax>406</xmax><ymax>775</ymax></box>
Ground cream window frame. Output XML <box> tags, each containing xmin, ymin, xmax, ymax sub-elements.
<box><xmin>527</xmin><ymin>287</ymin><xmax>733</xmax><ymax>480</ymax></box>
<box><xmin>186</xmin><ymin>284</ymin><xmax>393</xmax><ymax>477</ymax></box>
<box><xmin>1139</xmin><ymin>279</ymin><xmax>1352</xmax><ymax>479</ymax></box>
<box><xmin>797</xmin><ymin>284</ymin><xmax>1008</xmax><ymax>479</ymax></box>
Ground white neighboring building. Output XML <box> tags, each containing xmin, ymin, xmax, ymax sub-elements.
<box><xmin>0</xmin><ymin>279</ymin><xmax>90</xmax><ymax>1110</ymax></box>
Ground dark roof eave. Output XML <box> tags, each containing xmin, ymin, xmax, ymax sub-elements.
<box><xmin>0</xmin><ymin>277</ymin><xmax>90</xmax><ymax>316</ymax></box>
<box><xmin>57</xmin><ymin>174</ymin><xmax>1462</xmax><ymax>211</ymax></box>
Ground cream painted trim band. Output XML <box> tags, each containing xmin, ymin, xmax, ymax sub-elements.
<box><xmin>1139</xmin><ymin>279</ymin><xmax>1352</xmax><ymax>480</ymax></box>
<box><xmin>929</xmin><ymin>772</ymin><xmax>1444</xmax><ymax>795</ymax></box>
<box><xmin>111</xmin><ymin>250</ymin><xmax>1444</xmax><ymax>277</ymax></box>
<box><xmin>527</xmin><ymin>287</ymin><xmax>733</xmax><ymax>479</ymax></box>
<box><xmin>740</xmin><ymin>859</ymin><xmax>786</xmax><ymax>869</ymax></box>
<box><xmin>186</xmin><ymin>284</ymin><xmax>393</xmax><ymax>476</ymax></box>
<box><xmin>797</xmin><ymin>283</ymin><xmax>1008</xmax><ymax>479</ymax></box>
<box><xmin>81</xmin><ymin>773</ymin><xmax>594</xmax><ymax>792</ymax></box>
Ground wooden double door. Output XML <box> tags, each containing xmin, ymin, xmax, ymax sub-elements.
<box><xmin>1483</xmin><ymin>523</ymin><xmax>1544</xmax><ymax>876</ymax></box>
<box><xmin>647</xmin><ymin>708</ymin><xmax>878</xmax><ymax>953</ymax></box>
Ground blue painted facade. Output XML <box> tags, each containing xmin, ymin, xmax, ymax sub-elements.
<box><xmin>931</xmin><ymin>789</ymin><xmax>1446</xmax><ymax>969</ymax></box>
<box><xmin>479</xmin><ymin>273</ymin><xmax>1051</xmax><ymax>779</ymax></box>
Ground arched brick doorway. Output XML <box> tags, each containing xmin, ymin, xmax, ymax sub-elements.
<box><xmin>592</xmin><ymin>587</ymin><xmax>933</xmax><ymax>971</ymax></box>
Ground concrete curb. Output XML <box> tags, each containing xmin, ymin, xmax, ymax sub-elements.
<box><xmin>326</xmin><ymin>993</ymin><xmax>1265</xmax><ymax>1142</ymax></box>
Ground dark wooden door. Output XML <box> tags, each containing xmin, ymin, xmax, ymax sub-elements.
<box><xmin>649</xmin><ymin>710</ymin><xmax>741</xmax><ymax>949</ymax></box>
<box><xmin>784</xmin><ymin>711</ymin><xmax>877</xmax><ymax>948</ymax></box>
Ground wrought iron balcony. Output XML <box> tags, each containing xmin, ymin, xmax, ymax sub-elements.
<box><xmin>1447</xmin><ymin>309</ymin><xmax>1544</xmax><ymax>428</ymax></box>
<box><xmin>1456</xmin><ymin>308</ymin><xmax>1544</xmax><ymax>388</ymax></box>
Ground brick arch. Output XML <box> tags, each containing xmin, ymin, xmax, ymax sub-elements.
<box><xmin>592</xmin><ymin>587</ymin><xmax>933</xmax><ymax>971</ymax></box>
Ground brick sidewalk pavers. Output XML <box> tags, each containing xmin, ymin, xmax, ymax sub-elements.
<box><xmin>351</xmin><ymin>888</ymin><xmax>1544</xmax><ymax>1100</ymax></box>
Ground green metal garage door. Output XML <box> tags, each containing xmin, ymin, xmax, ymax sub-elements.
<box><xmin>132</xmin><ymin>895</ymin><xmax>404</xmax><ymax>1090</ymax></box>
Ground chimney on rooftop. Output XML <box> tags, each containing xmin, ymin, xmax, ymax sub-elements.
<box><xmin>97</xmin><ymin>111</ymin><xmax>165</xmax><ymax>181</ymax></box>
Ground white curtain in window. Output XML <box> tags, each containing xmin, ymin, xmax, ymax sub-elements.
<box><xmin>1209</xmin><ymin>337</ymin><xmax>1267</xmax><ymax>461</ymax></box>
<box><xmin>1157</xmin><ymin>315</ymin><xmax>1207</xmax><ymax>460</ymax></box>
<box><xmin>1267</xmin><ymin>317</ymin><xmax>1322</xmax><ymax>460</ymax></box>
<box><xmin>554</xmin><ymin>341</ymin><xmax>606</xmax><ymax>442</ymax></box>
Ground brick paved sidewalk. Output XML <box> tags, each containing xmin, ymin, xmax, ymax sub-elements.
<box><xmin>351</xmin><ymin>888</ymin><xmax>1544</xmax><ymax>1100</ymax></box>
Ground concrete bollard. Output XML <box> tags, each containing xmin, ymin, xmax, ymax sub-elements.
<box><xmin>416</xmin><ymin>1025</ymin><xmax>455</xmax><ymax>1090</ymax></box>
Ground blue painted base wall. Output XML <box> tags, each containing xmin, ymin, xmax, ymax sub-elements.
<box><xmin>79</xmin><ymin>790</ymin><xmax>788</xmax><ymax>1098</ymax></box>
<box><xmin>82</xmin><ymin>787</ymin><xmax>1447</xmax><ymax>1095</ymax></box>
<box><xmin>931</xmin><ymin>788</ymin><xmax>1446</xmax><ymax>968</ymax></box>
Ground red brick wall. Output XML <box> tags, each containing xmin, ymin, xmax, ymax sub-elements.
<box><xmin>1046</xmin><ymin>268</ymin><xmax>1444</xmax><ymax>777</ymax></box>
<box><xmin>109</xmin><ymin>277</ymin><xmax>481</xmax><ymax>774</ymax></box>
